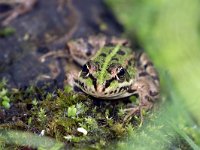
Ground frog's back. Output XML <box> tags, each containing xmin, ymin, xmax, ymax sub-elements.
<box><xmin>90</xmin><ymin>46</ymin><xmax>136</xmax><ymax>84</ymax></box>
<box><xmin>91</xmin><ymin>46</ymin><xmax>133</xmax><ymax>68</ymax></box>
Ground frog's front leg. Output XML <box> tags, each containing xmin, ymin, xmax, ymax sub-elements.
<box><xmin>124</xmin><ymin>76</ymin><xmax>159</xmax><ymax>123</ymax></box>
<box><xmin>65</xmin><ymin>69</ymin><xmax>79</xmax><ymax>89</ymax></box>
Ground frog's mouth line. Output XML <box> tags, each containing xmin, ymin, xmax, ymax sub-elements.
<box><xmin>88</xmin><ymin>91</ymin><xmax>134</xmax><ymax>100</ymax></box>
<box><xmin>87</xmin><ymin>88</ymin><xmax>138</xmax><ymax>100</ymax></box>
<box><xmin>75</xmin><ymin>79</ymin><xmax>133</xmax><ymax>99</ymax></box>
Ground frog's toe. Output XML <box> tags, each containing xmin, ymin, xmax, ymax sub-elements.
<box><xmin>124</xmin><ymin>106</ymin><xmax>140</xmax><ymax>121</ymax></box>
<box><xmin>123</xmin><ymin>101</ymin><xmax>153</xmax><ymax>126</ymax></box>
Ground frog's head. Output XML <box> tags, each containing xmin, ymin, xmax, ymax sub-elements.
<box><xmin>75</xmin><ymin>60</ymin><xmax>134</xmax><ymax>99</ymax></box>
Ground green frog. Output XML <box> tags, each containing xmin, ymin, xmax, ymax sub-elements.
<box><xmin>67</xmin><ymin>35</ymin><xmax>159</xmax><ymax>120</ymax></box>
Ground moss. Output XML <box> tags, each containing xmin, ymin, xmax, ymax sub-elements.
<box><xmin>0</xmin><ymin>80</ymin><xmax>148</xmax><ymax>149</ymax></box>
<box><xmin>0</xmin><ymin>79</ymin><xmax>11</xmax><ymax>109</ymax></box>
<box><xmin>0</xmin><ymin>27</ymin><xmax>15</xmax><ymax>37</ymax></box>
<box><xmin>111</xmin><ymin>123</ymin><xmax>125</xmax><ymax>137</ymax></box>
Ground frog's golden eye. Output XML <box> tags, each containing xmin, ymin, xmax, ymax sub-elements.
<box><xmin>81</xmin><ymin>64</ymin><xmax>89</xmax><ymax>78</ymax></box>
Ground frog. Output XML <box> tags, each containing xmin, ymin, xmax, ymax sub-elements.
<box><xmin>66</xmin><ymin>35</ymin><xmax>160</xmax><ymax>121</ymax></box>
<box><xmin>0</xmin><ymin>0</ymin><xmax>37</xmax><ymax>26</ymax></box>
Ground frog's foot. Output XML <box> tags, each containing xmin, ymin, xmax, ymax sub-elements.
<box><xmin>124</xmin><ymin>106</ymin><xmax>140</xmax><ymax>122</ymax></box>
<box><xmin>124</xmin><ymin>75</ymin><xmax>159</xmax><ymax>125</ymax></box>
<box><xmin>39</xmin><ymin>50</ymin><xmax>68</xmax><ymax>63</ymax></box>
<box><xmin>123</xmin><ymin>102</ymin><xmax>153</xmax><ymax>126</ymax></box>
<box><xmin>1</xmin><ymin>0</ymin><xmax>37</xmax><ymax>26</ymax></box>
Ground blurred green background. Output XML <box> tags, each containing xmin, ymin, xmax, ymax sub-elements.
<box><xmin>107</xmin><ymin>0</ymin><xmax>200</xmax><ymax>149</ymax></box>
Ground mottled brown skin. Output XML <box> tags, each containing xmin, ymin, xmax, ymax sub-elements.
<box><xmin>124</xmin><ymin>52</ymin><xmax>159</xmax><ymax>121</ymax></box>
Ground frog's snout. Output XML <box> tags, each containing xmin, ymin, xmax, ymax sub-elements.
<box><xmin>96</xmin><ymin>85</ymin><xmax>104</xmax><ymax>93</ymax></box>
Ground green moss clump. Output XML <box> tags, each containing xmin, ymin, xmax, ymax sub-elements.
<box><xmin>0</xmin><ymin>83</ymin><xmax>150</xmax><ymax>149</ymax></box>
<box><xmin>0</xmin><ymin>79</ymin><xmax>11</xmax><ymax>109</ymax></box>
<box><xmin>0</xmin><ymin>27</ymin><xmax>15</xmax><ymax>37</ymax></box>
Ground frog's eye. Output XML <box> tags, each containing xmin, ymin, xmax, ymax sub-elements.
<box><xmin>81</xmin><ymin>64</ymin><xmax>89</xmax><ymax>77</ymax></box>
<box><xmin>116</xmin><ymin>68</ymin><xmax>126</xmax><ymax>81</ymax></box>
<box><xmin>88</xmin><ymin>61</ymin><xmax>99</xmax><ymax>72</ymax></box>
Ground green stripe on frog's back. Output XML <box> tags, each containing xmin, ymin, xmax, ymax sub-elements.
<box><xmin>92</xmin><ymin>45</ymin><xmax>134</xmax><ymax>85</ymax></box>
<box><xmin>91</xmin><ymin>45</ymin><xmax>121</xmax><ymax>84</ymax></box>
